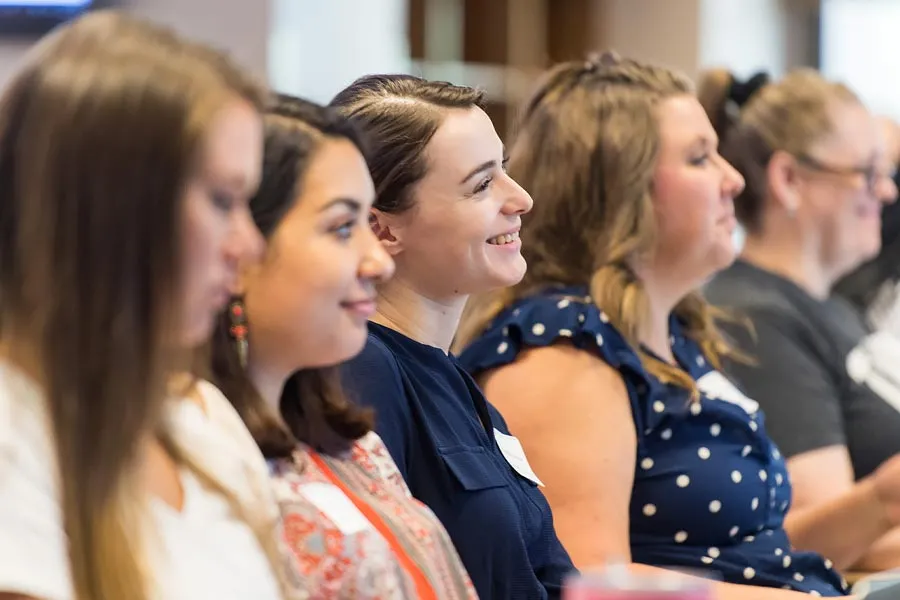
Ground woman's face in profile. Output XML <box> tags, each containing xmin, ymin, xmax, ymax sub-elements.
<box><xmin>373</xmin><ymin>106</ymin><xmax>534</xmax><ymax>300</ymax></box>
<box><xmin>241</xmin><ymin>137</ymin><xmax>394</xmax><ymax>371</ymax></box>
<box><xmin>649</xmin><ymin>94</ymin><xmax>745</xmax><ymax>287</ymax></box>
<box><xmin>796</xmin><ymin>103</ymin><xmax>889</xmax><ymax>279</ymax></box>
<box><xmin>179</xmin><ymin>98</ymin><xmax>265</xmax><ymax>347</ymax></box>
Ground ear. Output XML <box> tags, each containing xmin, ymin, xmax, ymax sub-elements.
<box><xmin>370</xmin><ymin>208</ymin><xmax>404</xmax><ymax>256</ymax></box>
<box><xmin>766</xmin><ymin>150</ymin><xmax>803</xmax><ymax>215</ymax></box>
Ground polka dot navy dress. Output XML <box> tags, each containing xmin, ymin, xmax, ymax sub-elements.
<box><xmin>458</xmin><ymin>285</ymin><xmax>848</xmax><ymax>596</ymax></box>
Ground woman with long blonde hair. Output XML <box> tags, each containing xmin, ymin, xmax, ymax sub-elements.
<box><xmin>457</xmin><ymin>54</ymin><xmax>853</xmax><ymax>597</ymax></box>
<box><xmin>0</xmin><ymin>11</ymin><xmax>294</xmax><ymax>600</ymax></box>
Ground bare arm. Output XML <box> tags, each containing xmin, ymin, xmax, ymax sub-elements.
<box><xmin>481</xmin><ymin>344</ymin><xmax>633</xmax><ymax>564</ymax></box>
<box><xmin>479</xmin><ymin>344</ymin><xmax>842</xmax><ymax>600</ymax></box>
<box><xmin>716</xmin><ymin>308</ymin><xmax>900</xmax><ymax>569</ymax></box>
<box><xmin>625</xmin><ymin>563</ymin><xmax>857</xmax><ymax>600</ymax></box>
<box><xmin>785</xmin><ymin>445</ymin><xmax>900</xmax><ymax>571</ymax></box>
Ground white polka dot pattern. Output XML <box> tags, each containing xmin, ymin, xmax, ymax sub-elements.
<box><xmin>458</xmin><ymin>287</ymin><xmax>847</xmax><ymax>596</ymax></box>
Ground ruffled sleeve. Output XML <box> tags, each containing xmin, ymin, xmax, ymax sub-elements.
<box><xmin>458</xmin><ymin>287</ymin><xmax>666</xmax><ymax>436</ymax></box>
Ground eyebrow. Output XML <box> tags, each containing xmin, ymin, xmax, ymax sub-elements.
<box><xmin>460</xmin><ymin>160</ymin><xmax>497</xmax><ymax>185</ymax></box>
<box><xmin>694</xmin><ymin>135</ymin><xmax>719</xmax><ymax>151</ymax></box>
<box><xmin>460</xmin><ymin>147</ymin><xmax>509</xmax><ymax>185</ymax></box>
<box><xmin>205</xmin><ymin>172</ymin><xmax>252</xmax><ymax>195</ymax></box>
<box><xmin>318</xmin><ymin>197</ymin><xmax>362</xmax><ymax>213</ymax></box>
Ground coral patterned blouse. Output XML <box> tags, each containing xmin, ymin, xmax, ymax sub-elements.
<box><xmin>268</xmin><ymin>432</ymin><xmax>477</xmax><ymax>599</ymax></box>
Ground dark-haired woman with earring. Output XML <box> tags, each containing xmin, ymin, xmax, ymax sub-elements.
<box><xmin>207</xmin><ymin>94</ymin><xmax>477</xmax><ymax>600</ymax></box>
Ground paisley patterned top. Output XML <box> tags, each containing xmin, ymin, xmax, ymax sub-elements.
<box><xmin>268</xmin><ymin>432</ymin><xmax>477</xmax><ymax>600</ymax></box>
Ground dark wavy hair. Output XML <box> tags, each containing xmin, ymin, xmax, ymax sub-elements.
<box><xmin>207</xmin><ymin>94</ymin><xmax>374</xmax><ymax>457</ymax></box>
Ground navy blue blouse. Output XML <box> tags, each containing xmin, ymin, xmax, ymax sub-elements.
<box><xmin>341</xmin><ymin>322</ymin><xmax>575</xmax><ymax>600</ymax></box>
<box><xmin>458</xmin><ymin>286</ymin><xmax>848</xmax><ymax>597</ymax></box>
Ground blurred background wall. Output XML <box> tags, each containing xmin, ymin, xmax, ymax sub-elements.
<box><xmin>0</xmin><ymin>0</ymin><xmax>892</xmax><ymax>136</ymax></box>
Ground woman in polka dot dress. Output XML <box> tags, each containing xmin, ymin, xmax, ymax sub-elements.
<box><xmin>456</xmin><ymin>54</ymin><xmax>854</xmax><ymax>597</ymax></box>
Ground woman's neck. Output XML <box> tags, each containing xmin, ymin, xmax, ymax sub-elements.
<box><xmin>247</xmin><ymin>359</ymin><xmax>288</xmax><ymax>413</ymax></box>
<box><xmin>629</xmin><ymin>260</ymin><xmax>699</xmax><ymax>364</ymax></box>
<box><xmin>635</xmin><ymin>276</ymin><xmax>681</xmax><ymax>364</ymax></box>
<box><xmin>372</xmin><ymin>278</ymin><xmax>468</xmax><ymax>353</ymax></box>
<box><xmin>740</xmin><ymin>234</ymin><xmax>832</xmax><ymax>300</ymax></box>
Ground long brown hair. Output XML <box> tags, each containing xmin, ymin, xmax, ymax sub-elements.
<box><xmin>208</xmin><ymin>94</ymin><xmax>374</xmax><ymax>457</ymax></box>
<box><xmin>0</xmin><ymin>11</ymin><xmax>264</xmax><ymax>599</ymax></box>
<box><xmin>457</xmin><ymin>53</ymin><xmax>734</xmax><ymax>394</ymax></box>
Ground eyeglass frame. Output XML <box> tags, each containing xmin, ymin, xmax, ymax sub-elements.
<box><xmin>795</xmin><ymin>153</ymin><xmax>896</xmax><ymax>194</ymax></box>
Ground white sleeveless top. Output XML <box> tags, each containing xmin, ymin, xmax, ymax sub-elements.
<box><xmin>0</xmin><ymin>363</ymin><xmax>284</xmax><ymax>600</ymax></box>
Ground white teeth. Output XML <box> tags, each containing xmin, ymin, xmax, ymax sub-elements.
<box><xmin>488</xmin><ymin>231</ymin><xmax>519</xmax><ymax>245</ymax></box>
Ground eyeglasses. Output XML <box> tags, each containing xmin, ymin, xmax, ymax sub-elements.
<box><xmin>796</xmin><ymin>154</ymin><xmax>896</xmax><ymax>194</ymax></box>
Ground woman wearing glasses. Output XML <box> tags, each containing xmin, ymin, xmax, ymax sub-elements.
<box><xmin>702</xmin><ymin>69</ymin><xmax>900</xmax><ymax>572</ymax></box>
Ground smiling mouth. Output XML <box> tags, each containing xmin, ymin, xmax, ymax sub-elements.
<box><xmin>487</xmin><ymin>231</ymin><xmax>520</xmax><ymax>245</ymax></box>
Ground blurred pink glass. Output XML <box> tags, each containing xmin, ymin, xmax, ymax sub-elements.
<box><xmin>563</xmin><ymin>567</ymin><xmax>714</xmax><ymax>600</ymax></box>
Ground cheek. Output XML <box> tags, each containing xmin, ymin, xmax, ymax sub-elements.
<box><xmin>655</xmin><ymin>194</ymin><xmax>700</xmax><ymax>247</ymax></box>
<box><xmin>817</xmin><ymin>189</ymin><xmax>862</xmax><ymax>238</ymax></box>
<box><xmin>414</xmin><ymin>204</ymin><xmax>490</xmax><ymax>254</ymax></box>
<box><xmin>657</xmin><ymin>172</ymin><xmax>722</xmax><ymax>237</ymax></box>
<box><xmin>182</xmin><ymin>194</ymin><xmax>229</xmax><ymax>271</ymax></box>
<box><xmin>260</xmin><ymin>243</ymin><xmax>359</xmax><ymax>318</ymax></box>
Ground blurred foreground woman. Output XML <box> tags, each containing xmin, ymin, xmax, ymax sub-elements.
<box><xmin>0</xmin><ymin>11</ymin><xmax>295</xmax><ymax>600</ymax></box>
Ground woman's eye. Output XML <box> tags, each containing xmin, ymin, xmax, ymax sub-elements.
<box><xmin>474</xmin><ymin>177</ymin><xmax>494</xmax><ymax>194</ymax></box>
<box><xmin>330</xmin><ymin>220</ymin><xmax>355</xmax><ymax>240</ymax></box>
<box><xmin>211</xmin><ymin>191</ymin><xmax>235</xmax><ymax>211</ymax></box>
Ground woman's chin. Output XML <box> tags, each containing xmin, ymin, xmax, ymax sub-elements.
<box><xmin>485</xmin><ymin>257</ymin><xmax>528</xmax><ymax>291</ymax></box>
<box><xmin>304</xmin><ymin>333</ymin><xmax>369</xmax><ymax>370</ymax></box>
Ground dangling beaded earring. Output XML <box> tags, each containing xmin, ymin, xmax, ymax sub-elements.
<box><xmin>228</xmin><ymin>298</ymin><xmax>249</xmax><ymax>368</ymax></box>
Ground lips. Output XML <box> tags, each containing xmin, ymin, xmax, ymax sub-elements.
<box><xmin>341</xmin><ymin>298</ymin><xmax>377</xmax><ymax>319</ymax></box>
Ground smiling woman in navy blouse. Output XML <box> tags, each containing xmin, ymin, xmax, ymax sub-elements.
<box><xmin>331</xmin><ymin>75</ymin><xmax>574</xmax><ymax>599</ymax></box>
<box><xmin>456</xmin><ymin>56</ymin><xmax>851</xmax><ymax>598</ymax></box>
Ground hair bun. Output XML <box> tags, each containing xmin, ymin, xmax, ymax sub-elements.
<box><xmin>584</xmin><ymin>50</ymin><xmax>621</xmax><ymax>72</ymax></box>
<box><xmin>728</xmin><ymin>71</ymin><xmax>770</xmax><ymax>108</ymax></box>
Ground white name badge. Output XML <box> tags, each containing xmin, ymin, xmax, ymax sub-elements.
<box><xmin>494</xmin><ymin>429</ymin><xmax>545</xmax><ymax>487</ymax></box>
<box><xmin>848</xmin><ymin>333</ymin><xmax>900</xmax><ymax>414</ymax></box>
<box><xmin>299</xmin><ymin>482</ymin><xmax>373</xmax><ymax>535</ymax></box>
<box><xmin>696</xmin><ymin>370</ymin><xmax>760</xmax><ymax>415</ymax></box>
